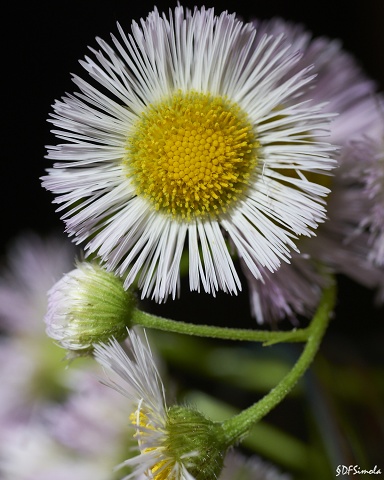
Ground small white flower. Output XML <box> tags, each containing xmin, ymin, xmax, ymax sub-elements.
<box><xmin>43</xmin><ymin>6</ymin><xmax>336</xmax><ymax>302</ymax></box>
<box><xmin>47</xmin><ymin>373</ymin><xmax>131</xmax><ymax>457</ymax></box>
<box><xmin>94</xmin><ymin>329</ymin><xmax>179</xmax><ymax>479</ymax></box>
<box><xmin>242</xmin><ymin>252</ymin><xmax>330</xmax><ymax>324</ymax></box>
<box><xmin>220</xmin><ymin>450</ymin><xmax>291</xmax><ymax>480</ymax></box>
<box><xmin>253</xmin><ymin>16</ymin><xmax>378</xmax><ymax>144</ymax></box>
<box><xmin>0</xmin><ymin>422</ymin><xmax>116</xmax><ymax>480</ymax></box>
<box><xmin>0</xmin><ymin>232</ymin><xmax>75</xmax><ymax>335</ymax></box>
<box><xmin>0</xmin><ymin>232</ymin><xmax>80</xmax><ymax>423</ymax></box>
<box><xmin>0</xmin><ymin>233</ymin><xmax>135</xmax><ymax>479</ymax></box>
<box><xmin>341</xmin><ymin>122</ymin><xmax>384</xmax><ymax>268</ymax></box>
<box><xmin>94</xmin><ymin>329</ymin><xmax>227</xmax><ymax>480</ymax></box>
<box><xmin>242</xmin><ymin>17</ymin><xmax>381</xmax><ymax>323</ymax></box>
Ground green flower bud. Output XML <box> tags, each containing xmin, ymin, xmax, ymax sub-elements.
<box><xmin>45</xmin><ymin>261</ymin><xmax>136</xmax><ymax>355</ymax></box>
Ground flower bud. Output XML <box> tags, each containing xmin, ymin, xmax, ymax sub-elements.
<box><xmin>45</xmin><ymin>262</ymin><xmax>136</xmax><ymax>355</ymax></box>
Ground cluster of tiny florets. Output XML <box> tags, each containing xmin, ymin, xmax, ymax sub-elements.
<box><xmin>125</xmin><ymin>91</ymin><xmax>258</xmax><ymax>220</ymax></box>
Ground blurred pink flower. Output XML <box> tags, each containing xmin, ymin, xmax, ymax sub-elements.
<box><xmin>243</xmin><ymin>18</ymin><xmax>382</xmax><ymax>323</ymax></box>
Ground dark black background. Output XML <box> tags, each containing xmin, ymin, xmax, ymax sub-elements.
<box><xmin>2</xmin><ymin>0</ymin><xmax>384</xmax><ymax>470</ymax></box>
<box><xmin>3</xmin><ymin>0</ymin><xmax>384</xmax><ymax>248</ymax></box>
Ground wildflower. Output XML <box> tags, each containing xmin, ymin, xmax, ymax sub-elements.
<box><xmin>339</xmin><ymin>117</ymin><xmax>384</xmax><ymax>268</ymax></box>
<box><xmin>45</xmin><ymin>261</ymin><xmax>136</xmax><ymax>355</ymax></box>
<box><xmin>220</xmin><ymin>450</ymin><xmax>291</xmax><ymax>479</ymax></box>
<box><xmin>242</xmin><ymin>252</ymin><xmax>330</xmax><ymax>324</ymax></box>
<box><xmin>252</xmin><ymin>16</ymin><xmax>378</xmax><ymax>144</ymax></box>
<box><xmin>43</xmin><ymin>6</ymin><xmax>336</xmax><ymax>302</ymax></box>
<box><xmin>0</xmin><ymin>421</ymin><xmax>119</xmax><ymax>480</ymax></box>
<box><xmin>0</xmin><ymin>234</ymin><xmax>139</xmax><ymax>479</ymax></box>
<box><xmin>0</xmin><ymin>233</ymin><xmax>81</xmax><ymax>421</ymax></box>
<box><xmin>47</xmin><ymin>373</ymin><xmax>131</xmax><ymax>457</ymax></box>
<box><xmin>0</xmin><ymin>232</ymin><xmax>75</xmax><ymax>335</ymax></box>
<box><xmin>243</xmin><ymin>18</ymin><xmax>381</xmax><ymax>323</ymax></box>
<box><xmin>94</xmin><ymin>328</ymin><xmax>228</xmax><ymax>480</ymax></box>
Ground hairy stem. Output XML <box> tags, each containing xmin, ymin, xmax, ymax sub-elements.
<box><xmin>219</xmin><ymin>282</ymin><xmax>336</xmax><ymax>446</ymax></box>
<box><xmin>131</xmin><ymin>309</ymin><xmax>310</xmax><ymax>344</ymax></box>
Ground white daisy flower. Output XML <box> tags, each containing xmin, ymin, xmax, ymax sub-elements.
<box><xmin>42</xmin><ymin>6</ymin><xmax>336</xmax><ymax>302</ymax></box>
<box><xmin>242</xmin><ymin>17</ymin><xmax>381</xmax><ymax>323</ymax></box>
<box><xmin>94</xmin><ymin>328</ymin><xmax>227</xmax><ymax>480</ymax></box>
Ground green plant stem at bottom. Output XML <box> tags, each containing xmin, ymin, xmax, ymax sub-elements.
<box><xmin>219</xmin><ymin>282</ymin><xmax>336</xmax><ymax>447</ymax></box>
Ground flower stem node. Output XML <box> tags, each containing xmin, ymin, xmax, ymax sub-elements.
<box><xmin>163</xmin><ymin>405</ymin><xmax>227</xmax><ymax>480</ymax></box>
<box><xmin>44</xmin><ymin>262</ymin><xmax>136</xmax><ymax>355</ymax></box>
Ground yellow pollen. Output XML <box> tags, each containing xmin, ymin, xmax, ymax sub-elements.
<box><xmin>124</xmin><ymin>91</ymin><xmax>259</xmax><ymax>220</ymax></box>
<box><xmin>130</xmin><ymin>410</ymin><xmax>174</xmax><ymax>480</ymax></box>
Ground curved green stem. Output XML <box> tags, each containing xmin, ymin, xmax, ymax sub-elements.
<box><xmin>131</xmin><ymin>308</ymin><xmax>310</xmax><ymax>344</ymax></box>
<box><xmin>219</xmin><ymin>282</ymin><xmax>336</xmax><ymax>446</ymax></box>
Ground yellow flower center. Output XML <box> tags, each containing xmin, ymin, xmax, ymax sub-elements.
<box><xmin>124</xmin><ymin>91</ymin><xmax>259</xmax><ymax>220</ymax></box>
<box><xmin>130</xmin><ymin>410</ymin><xmax>174</xmax><ymax>480</ymax></box>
